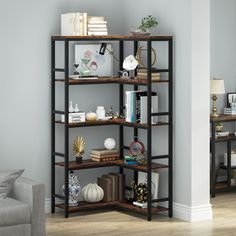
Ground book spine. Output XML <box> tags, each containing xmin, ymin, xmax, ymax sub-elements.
<box><xmin>87</xmin><ymin>28</ymin><xmax>108</xmax><ymax>32</ymax></box>
<box><xmin>79</xmin><ymin>13</ymin><xmax>83</xmax><ymax>36</ymax></box>
<box><xmin>88</xmin><ymin>24</ymin><xmax>107</xmax><ymax>28</ymax></box>
<box><xmin>74</xmin><ymin>13</ymin><xmax>80</xmax><ymax>36</ymax></box>
<box><xmin>91</xmin><ymin>150</ymin><xmax>119</xmax><ymax>155</ymax></box>
<box><xmin>87</xmin><ymin>16</ymin><xmax>105</xmax><ymax>22</ymax></box>
<box><xmin>88</xmin><ymin>31</ymin><xmax>108</xmax><ymax>36</ymax></box>
<box><xmin>83</xmin><ymin>12</ymin><xmax>87</xmax><ymax>36</ymax></box>
<box><xmin>90</xmin><ymin>153</ymin><xmax>120</xmax><ymax>158</ymax></box>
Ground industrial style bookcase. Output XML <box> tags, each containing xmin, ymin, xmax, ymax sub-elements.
<box><xmin>51</xmin><ymin>35</ymin><xmax>173</xmax><ymax>221</ymax></box>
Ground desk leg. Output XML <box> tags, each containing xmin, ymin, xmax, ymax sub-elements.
<box><xmin>211</xmin><ymin>122</ymin><xmax>216</xmax><ymax>198</ymax></box>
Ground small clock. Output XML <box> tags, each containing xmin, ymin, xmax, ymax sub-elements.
<box><xmin>129</xmin><ymin>139</ymin><xmax>145</xmax><ymax>156</ymax></box>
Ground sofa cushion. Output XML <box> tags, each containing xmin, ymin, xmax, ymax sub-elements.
<box><xmin>0</xmin><ymin>169</ymin><xmax>24</xmax><ymax>199</ymax></box>
<box><xmin>0</xmin><ymin>197</ymin><xmax>30</xmax><ymax>226</ymax></box>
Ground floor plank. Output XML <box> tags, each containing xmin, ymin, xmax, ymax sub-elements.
<box><xmin>47</xmin><ymin>193</ymin><xmax>236</xmax><ymax>236</ymax></box>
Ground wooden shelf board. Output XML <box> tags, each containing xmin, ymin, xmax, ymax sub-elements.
<box><xmin>210</xmin><ymin>114</ymin><xmax>236</xmax><ymax>122</ymax></box>
<box><xmin>55</xmin><ymin>160</ymin><xmax>116</xmax><ymax>170</ymax></box>
<box><xmin>115</xmin><ymin>202</ymin><xmax>168</xmax><ymax>214</ymax></box>
<box><xmin>55</xmin><ymin>201</ymin><xmax>120</xmax><ymax>212</ymax></box>
<box><xmin>55</xmin><ymin>159</ymin><xmax>168</xmax><ymax>172</ymax></box>
<box><xmin>55</xmin><ymin>77</ymin><xmax>169</xmax><ymax>85</ymax></box>
<box><xmin>55</xmin><ymin>201</ymin><xmax>168</xmax><ymax>214</ymax></box>
<box><xmin>55</xmin><ymin>118</ymin><xmax>169</xmax><ymax>129</ymax></box>
<box><xmin>219</xmin><ymin>163</ymin><xmax>236</xmax><ymax>170</ymax></box>
<box><xmin>52</xmin><ymin>35</ymin><xmax>173</xmax><ymax>41</ymax></box>
<box><xmin>210</xmin><ymin>134</ymin><xmax>236</xmax><ymax>143</ymax></box>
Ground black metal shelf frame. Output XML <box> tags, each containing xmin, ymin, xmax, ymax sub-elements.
<box><xmin>51</xmin><ymin>36</ymin><xmax>173</xmax><ymax>221</ymax></box>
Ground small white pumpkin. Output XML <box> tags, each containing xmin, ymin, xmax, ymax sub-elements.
<box><xmin>82</xmin><ymin>183</ymin><xmax>104</xmax><ymax>202</ymax></box>
<box><xmin>86</xmin><ymin>111</ymin><xmax>97</xmax><ymax>121</ymax></box>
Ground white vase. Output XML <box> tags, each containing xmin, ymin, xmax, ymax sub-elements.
<box><xmin>69</xmin><ymin>101</ymin><xmax>74</xmax><ymax>113</ymax></box>
<box><xmin>82</xmin><ymin>183</ymin><xmax>104</xmax><ymax>203</ymax></box>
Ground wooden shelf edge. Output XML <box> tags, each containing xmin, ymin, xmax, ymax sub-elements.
<box><xmin>55</xmin><ymin>160</ymin><xmax>168</xmax><ymax>172</ymax></box>
<box><xmin>51</xmin><ymin>35</ymin><xmax>173</xmax><ymax>40</ymax></box>
<box><xmin>55</xmin><ymin>201</ymin><xmax>168</xmax><ymax>214</ymax></box>
<box><xmin>55</xmin><ymin>118</ymin><xmax>169</xmax><ymax>129</ymax></box>
<box><xmin>54</xmin><ymin>77</ymin><xmax>169</xmax><ymax>85</ymax></box>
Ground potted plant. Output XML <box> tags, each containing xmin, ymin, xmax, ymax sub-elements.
<box><xmin>138</xmin><ymin>15</ymin><xmax>158</xmax><ymax>34</ymax></box>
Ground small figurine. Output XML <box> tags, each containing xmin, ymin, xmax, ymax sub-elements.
<box><xmin>106</xmin><ymin>107</ymin><xmax>115</xmax><ymax>118</ymax></box>
<box><xmin>73</xmin><ymin>62</ymin><xmax>80</xmax><ymax>75</ymax></box>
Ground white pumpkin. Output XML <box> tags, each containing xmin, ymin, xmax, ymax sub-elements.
<box><xmin>86</xmin><ymin>111</ymin><xmax>97</xmax><ymax>121</ymax></box>
<box><xmin>82</xmin><ymin>183</ymin><xmax>104</xmax><ymax>202</ymax></box>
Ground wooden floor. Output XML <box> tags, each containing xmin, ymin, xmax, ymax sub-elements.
<box><xmin>47</xmin><ymin>193</ymin><xmax>236</xmax><ymax>236</ymax></box>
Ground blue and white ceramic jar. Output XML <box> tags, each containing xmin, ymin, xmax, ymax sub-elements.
<box><xmin>62</xmin><ymin>171</ymin><xmax>81</xmax><ymax>206</ymax></box>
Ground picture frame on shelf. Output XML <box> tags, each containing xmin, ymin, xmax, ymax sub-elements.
<box><xmin>75</xmin><ymin>44</ymin><xmax>113</xmax><ymax>77</ymax></box>
<box><xmin>226</xmin><ymin>92</ymin><xmax>236</xmax><ymax>108</ymax></box>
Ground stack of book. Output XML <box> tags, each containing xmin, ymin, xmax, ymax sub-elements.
<box><xmin>224</xmin><ymin>107</ymin><xmax>236</xmax><ymax>115</ymax></box>
<box><xmin>125</xmin><ymin>90</ymin><xmax>158</xmax><ymax>123</ymax></box>
<box><xmin>97</xmin><ymin>173</ymin><xmax>125</xmax><ymax>201</ymax></box>
<box><xmin>124</xmin><ymin>156</ymin><xmax>139</xmax><ymax>165</ymax></box>
<box><xmin>90</xmin><ymin>149</ymin><xmax>119</xmax><ymax>162</ymax></box>
<box><xmin>87</xmin><ymin>16</ymin><xmax>108</xmax><ymax>36</ymax></box>
<box><xmin>61</xmin><ymin>12</ymin><xmax>88</xmax><ymax>36</ymax></box>
<box><xmin>137</xmin><ymin>67</ymin><xmax>161</xmax><ymax>80</ymax></box>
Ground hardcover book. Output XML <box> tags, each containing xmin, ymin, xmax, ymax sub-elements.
<box><xmin>97</xmin><ymin>177</ymin><xmax>112</xmax><ymax>201</ymax></box>
<box><xmin>91</xmin><ymin>149</ymin><xmax>119</xmax><ymax>156</ymax></box>
<box><xmin>102</xmin><ymin>174</ymin><xmax>119</xmax><ymax>201</ymax></box>
<box><xmin>109</xmin><ymin>173</ymin><xmax>125</xmax><ymax>201</ymax></box>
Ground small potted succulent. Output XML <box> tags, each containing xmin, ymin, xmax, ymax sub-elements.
<box><xmin>131</xmin><ymin>15</ymin><xmax>158</xmax><ymax>36</ymax></box>
<box><xmin>138</xmin><ymin>15</ymin><xmax>158</xmax><ymax>34</ymax></box>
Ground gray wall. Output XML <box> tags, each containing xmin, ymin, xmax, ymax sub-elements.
<box><xmin>0</xmin><ymin>0</ymin><xmax>123</xmax><ymax>198</ymax></box>
<box><xmin>210</xmin><ymin>0</ymin><xmax>236</xmax><ymax>177</ymax></box>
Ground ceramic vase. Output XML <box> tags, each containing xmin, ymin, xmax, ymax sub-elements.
<box><xmin>82</xmin><ymin>183</ymin><xmax>104</xmax><ymax>202</ymax></box>
<box><xmin>62</xmin><ymin>171</ymin><xmax>81</xmax><ymax>206</ymax></box>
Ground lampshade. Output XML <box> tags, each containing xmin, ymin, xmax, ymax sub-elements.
<box><xmin>210</xmin><ymin>79</ymin><xmax>225</xmax><ymax>94</ymax></box>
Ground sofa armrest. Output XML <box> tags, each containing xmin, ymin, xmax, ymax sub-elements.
<box><xmin>12</xmin><ymin>177</ymin><xmax>46</xmax><ymax>236</ymax></box>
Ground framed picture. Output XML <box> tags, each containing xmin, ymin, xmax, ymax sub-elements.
<box><xmin>75</xmin><ymin>44</ymin><xmax>113</xmax><ymax>77</ymax></box>
<box><xmin>227</xmin><ymin>93</ymin><xmax>236</xmax><ymax>108</ymax></box>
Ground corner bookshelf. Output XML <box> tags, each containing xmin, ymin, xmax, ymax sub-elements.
<box><xmin>51</xmin><ymin>35</ymin><xmax>173</xmax><ymax>221</ymax></box>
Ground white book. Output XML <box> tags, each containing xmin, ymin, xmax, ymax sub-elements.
<box><xmin>126</xmin><ymin>91</ymin><xmax>131</xmax><ymax>122</ymax></box>
<box><xmin>140</xmin><ymin>95</ymin><xmax>158</xmax><ymax>124</ymax></box>
<box><xmin>88</xmin><ymin>24</ymin><xmax>107</xmax><ymax>28</ymax></box>
<box><xmin>61</xmin><ymin>13</ymin><xmax>76</xmax><ymax>36</ymax></box>
<box><xmin>74</xmin><ymin>13</ymin><xmax>80</xmax><ymax>36</ymax></box>
<box><xmin>88</xmin><ymin>31</ymin><xmax>108</xmax><ymax>36</ymax></box>
<box><xmin>87</xmin><ymin>28</ymin><xmax>107</xmax><ymax>32</ymax></box>
<box><xmin>88</xmin><ymin>16</ymin><xmax>105</xmax><ymax>22</ymax></box>
<box><xmin>83</xmin><ymin>12</ymin><xmax>87</xmax><ymax>36</ymax></box>
<box><xmin>79</xmin><ymin>14</ymin><xmax>83</xmax><ymax>36</ymax></box>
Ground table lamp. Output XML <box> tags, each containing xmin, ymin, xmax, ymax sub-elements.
<box><xmin>210</xmin><ymin>78</ymin><xmax>225</xmax><ymax>117</ymax></box>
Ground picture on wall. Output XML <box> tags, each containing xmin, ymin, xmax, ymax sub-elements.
<box><xmin>75</xmin><ymin>44</ymin><xmax>113</xmax><ymax>77</ymax></box>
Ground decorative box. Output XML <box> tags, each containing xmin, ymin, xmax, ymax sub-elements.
<box><xmin>61</xmin><ymin>112</ymin><xmax>86</xmax><ymax>123</ymax></box>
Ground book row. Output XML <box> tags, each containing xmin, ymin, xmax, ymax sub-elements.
<box><xmin>125</xmin><ymin>91</ymin><xmax>158</xmax><ymax>123</ymax></box>
<box><xmin>61</xmin><ymin>13</ymin><xmax>108</xmax><ymax>36</ymax></box>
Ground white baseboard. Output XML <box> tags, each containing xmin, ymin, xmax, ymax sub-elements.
<box><xmin>161</xmin><ymin>202</ymin><xmax>213</xmax><ymax>222</ymax></box>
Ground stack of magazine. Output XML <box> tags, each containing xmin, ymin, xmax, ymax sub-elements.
<box><xmin>224</xmin><ymin>107</ymin><xmax>236</xmax><ymax>115</ymax></box>
<box><xmin>125</xmin><ymin>91</ymin><xmax>158</xmax><ymax>124</ymax></box>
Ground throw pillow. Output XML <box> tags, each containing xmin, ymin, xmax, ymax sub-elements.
<box><xmin>0</xmin><ymin>169</ymin><xmax>24</xmax><ymax>200</ymax></box>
